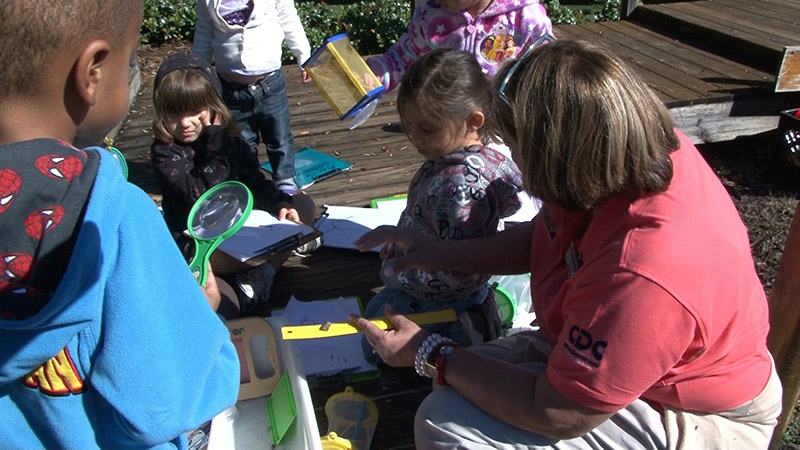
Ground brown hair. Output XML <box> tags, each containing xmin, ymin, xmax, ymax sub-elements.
<box><xmin>398</xmin><ymin>47</ymin><xmax>501</xmax><ymax>145</ymax></box>
<box><xmin>495</xmin><ymin>40</ymin><xmax>679</xmax><ymax>211</ymax></box>
<box><xmin>152</xmin><ymin>69</ymin><xmax>240</xmax><ymax>143</ymax></box>
<box><xmin>0</xmin><ymin>0</ymin><xmax>141</xmax><ymax>101</ymax></box>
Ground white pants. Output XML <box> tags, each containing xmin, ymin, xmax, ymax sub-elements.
<box><xmin>414</xmin><ymin>332</ymin><xmax>781</xmax><ymax>450</ymax></box>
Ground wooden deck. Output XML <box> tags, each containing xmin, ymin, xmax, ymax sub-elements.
<box><xmin>114</xmin><ymin>2</ymin><xmax>800</xmax><ymax>447</ymax></box>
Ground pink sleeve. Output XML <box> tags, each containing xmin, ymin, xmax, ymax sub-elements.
<box><xmin>366</xmin><ymin>4</ymin><xmax>435</xmax><ymax>91</ymax></box>
<box><xmin>518</xmin><ymin>2</ymin><xmax>554</xmax><ymax>48</ymax></box>
<box><xmin>545</xmin><ymin>270</ymin><xmax>697</xmax><ymax>412</ymax></box>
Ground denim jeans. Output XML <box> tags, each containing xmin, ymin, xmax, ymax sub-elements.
<box><xmin>220</xmin><ymin>70</ymin><xmax>297</xmax><ymax>191</ymax></box>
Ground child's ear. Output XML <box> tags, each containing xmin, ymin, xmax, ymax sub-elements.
<box><xmin>467</xmin><ymin>111</ymin><xmax>485</xmax><ymax>131</ymax></box>
<box><xmin>71</xmin><ymin>40</ymin><xmax>112</xmax><ymax>107</ymax></box>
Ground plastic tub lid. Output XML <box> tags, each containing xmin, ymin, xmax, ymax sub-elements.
<box><xmin>267</xmin><ymin>372</ymin><xmax>297</xmax><ymax>445</ymax></box>
<box><xmin>347</xmin><ymin>98</ymin><xmax>378</xmax><ymax>130</ymax></box>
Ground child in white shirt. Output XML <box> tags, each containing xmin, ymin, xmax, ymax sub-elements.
<box><xmin>193</xmin><ymin>0</ymin><xmax>312</xmax><ymax>193</ymax></box>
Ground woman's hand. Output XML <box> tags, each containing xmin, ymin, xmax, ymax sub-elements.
<box><xmin>349</xmin><ymin>305</ymin><xmax>428</xmax><ymax>367</ymax></box>
<box><xmin>201</xmin><ymin>262</ymin><xmax>222</xmax><ymax>311</ymax></box>
<box><xmin>301</xmin><ymin>69</ymin><xmax>311</xmax><ymax>83</ymax></box>
<box><xmin>354</xmin><ymin>226</ymin><xmax>442</xmax><ymax>276</ymax></box>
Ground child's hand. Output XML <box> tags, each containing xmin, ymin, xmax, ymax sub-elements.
<box><xmin>277</xmin><ymin>204</ymin><xmax>301</xmax><ymax>223</ymax></box>
<box><xmin>355</xmin><ymin>225</ymin><xmax>439</xmax><ymax>276</ymax></box>
<box><xmin>200</xmin><ymin>110</ymin><xmax>212</xmax><ymax>126</ymax></box>
<box><xmin>201</xmin><ymin>262</ymin><xmax>222</xmax><ymax>311</ymax></box>
<box><xmin>301</xmin><ymin>69</ymin><xmax>311</xmax><ymax>83</ymax></box>
<box><xmin>200</xmin><ymin>109</ymin><xmax>221</xmax><ymax>126</ymax></box>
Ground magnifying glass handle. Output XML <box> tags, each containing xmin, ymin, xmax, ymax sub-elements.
<box><xmin>189</xmin><ymin>238</ymin><xmax>219</xmax><ymax>286</ymax></box>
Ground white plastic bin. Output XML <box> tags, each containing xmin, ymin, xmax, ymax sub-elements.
<box><xmin>208</xmin><ymin>316</ymin><xmax>322</xmax><ymax>449</ymax></box>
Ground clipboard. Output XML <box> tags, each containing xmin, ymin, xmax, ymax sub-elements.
<box><xmin>216</xmin><ymin>209</ymin><xmax>322</xmax><ymax>262</ymax></box>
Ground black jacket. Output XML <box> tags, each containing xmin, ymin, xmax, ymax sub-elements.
<box><xmin>151</xmin><ymin>125</ymin><xmax>291</xmax><ymax>235</ymax></box>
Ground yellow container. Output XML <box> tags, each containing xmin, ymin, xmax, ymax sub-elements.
<box><xmin>321</xmin><ymin>431</ymin><xmax>353</xmax><ymax>449</ymax></box>
<box><xmin>303</xmin><ymin>34</ymin><xmax>385</xmax><ymax>129</ymax></box>
<box><xmin>325</xmin><ymin>386</ymin><xmax>379</xmax><ymax>450</ymax></box>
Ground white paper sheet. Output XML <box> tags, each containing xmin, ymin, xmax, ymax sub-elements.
<box><xmin>316</xmin><ymin>205</ymin><xmax>402</xmax><ymax>252</ymax></box>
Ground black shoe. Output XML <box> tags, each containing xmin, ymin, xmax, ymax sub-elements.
<box><xmin>233</xmin><ymin>264</ymin><xmax>275</xmax><ymax>315</ymax></box>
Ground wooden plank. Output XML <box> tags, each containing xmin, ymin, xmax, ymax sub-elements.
<box><xmin>611</xmin><ymin>20</ymin><xmax>775</xmax><ymax>88</ymax></box>
<box><xmin>777</xmin><ymin>46</ymin><xmax>800</xmax><ymax>92</ymax></box>
<box><xmin>637</xmin><ymin>1</ymin><xmax>787</xmax><ymax>64</ymax></box>
<box><xmin>303</xmin><ymin>165</ymin><xmax>420</xmax><ymax>204</ymax></box>
<box><xmin>590</xmin><ymin>21</ymin><xmax>754</xmax><ymax>96</ymax></box>
<box><xmin>290</xmin><ymin>103</ymin><xmax>401</xmax><ymax>133</ymax></box>
<box><xmin>714</xmin><ymin>0</ymin><xmax>800</xmax><ymax>33</ymax></box>
<box><xmin>682</xmin><ymin>1</ymin><xmax>800</xmax><ymax>44</ymax></box>
<box><xmin>767</xmin><ymin>201</ymin><xmax>800</xmax><ymax>449</ymax></box>
<box><xmin>747</xmin><ymin>0</ymin><xmax>800</xmax><ymax>10</ymax></box>
<box><xmin>650</xmin><ymin>2</ymin><xmax>786</xmax><ymax>49</ymax></box>
<box><xmin>556</xmin><ymin>23</ymin><xmax>700</xmax><ymax>103</ymax></box>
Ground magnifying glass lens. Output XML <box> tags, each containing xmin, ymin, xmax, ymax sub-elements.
<box><xmin>192</xmin><ymin>191</ymin><xmax>245</xmax><ymax>239</ymax></box>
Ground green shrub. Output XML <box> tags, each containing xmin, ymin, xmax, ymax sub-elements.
<box><xmin>140</xmin><ymin>0</ymin><xmax>623</xmax><ymax>58</ymax></box>
<box><xmin>340</xmin><ymin>0</ymin><xmax>411</xmax><ymax>55</ymax></box>
<box><xmin>286</xmin><ymin>0</ymin><xmax>410</xmax><ymax>64</ymax></box>
<box><xmin>141</xmin><ymin>0</ymin><xmax>196</xmax><ymax>44</ymax></box>
<box><xmin>599</xmin><ymin>0</ymin><xmax>621</xmax><ymax>22</ymax></box>
<box><xmin>544</xmin><ymin>0</ymin><xmax>621</xmax><ymax>25</ymax></box>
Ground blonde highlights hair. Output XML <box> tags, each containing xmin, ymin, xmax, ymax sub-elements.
<box><xmin>496</xmin><ymin>40</ymin><xmax>678</xmax><ymax>211</ymax></box>
<box><xmin>152</xmin><ymin>68</ymin><xmax>240</xmax><ymax>142</ymax></box>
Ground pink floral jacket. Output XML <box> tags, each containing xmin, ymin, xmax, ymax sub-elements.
<box><xmin>367</xmin><ymin>0</ymin><xmax>553</xmax><ymax>90</ymax></box>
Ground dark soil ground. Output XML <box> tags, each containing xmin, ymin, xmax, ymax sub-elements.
<box><xmin>135</xmin><ymin>41</ymin><xmax>800</xmax><ymax>447</ymax></box>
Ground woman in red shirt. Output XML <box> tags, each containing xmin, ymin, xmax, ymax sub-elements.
<box><xmin>352</xmin><ymin>40</ymin><xmax>782</xmax><ymax>449</ymax></box>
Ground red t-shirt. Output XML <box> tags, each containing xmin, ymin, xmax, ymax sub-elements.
<box><xmin>531</xmin><ymin>130</ymin><xmax>772</xmax><ymax>413</ymax></box>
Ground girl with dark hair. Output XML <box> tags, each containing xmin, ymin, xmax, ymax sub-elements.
<box><xmin>361</xmin><ymin>47</ymin><xmax>525</xmax><ymax>363</ymax></box>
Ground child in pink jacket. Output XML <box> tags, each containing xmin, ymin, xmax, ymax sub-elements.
<box><xmin>368</xmin><ymin>0</ymin><xmax>553</xmax><ymax>90</ymax></box>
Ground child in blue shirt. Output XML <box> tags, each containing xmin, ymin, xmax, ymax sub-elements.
<box><xmin>0</xmin><ymin>1</ymin><xmax>239</xmax><ymax>447</ymax></box>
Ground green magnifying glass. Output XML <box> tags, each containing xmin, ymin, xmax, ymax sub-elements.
<box><xmin>108</xmin><ymin>147</ymin><xmax>129</xmax><ymax>180</ymax></box>
<box><xmin>187</xmin><ymin>181</ymin><xmax>253</xmax><ymax>285</ymax></box>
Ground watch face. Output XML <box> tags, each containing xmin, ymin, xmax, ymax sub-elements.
<box><xmin>425</xmin><ymin>359</ymin><xmax>437</xmax><ymax>373</ymax></box>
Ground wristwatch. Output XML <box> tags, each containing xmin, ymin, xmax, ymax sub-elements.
<box><xmin>425</xmin><ymin>344</ymin><xmax>456</xmax><ymax>384</ymax></box>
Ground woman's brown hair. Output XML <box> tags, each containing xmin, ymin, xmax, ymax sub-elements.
<box><xmin>495</xmin><ymin>40</ymin><xmax>679</xmax><ymax>211</ymax></box>
<box><xmin>152</xmin><ymin>68</ymin><xmax>240</xmax><ymax>142</ymax></box>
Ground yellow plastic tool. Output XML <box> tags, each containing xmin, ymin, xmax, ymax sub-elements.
<box><xmin>281</xmin><ymin>309</ymin><xmax>458</xmax><ymax>340</ymax></box>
